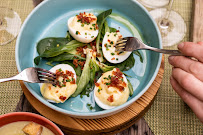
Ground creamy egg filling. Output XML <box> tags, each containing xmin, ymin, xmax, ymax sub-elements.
<box><xmin>69</xmin><ymin>12</ymin><xmax>98</xmax><ymax>39</ymax></box>
<box><xmin>95</xmin><ymin>68</ymin><xmax>129</xmax><ymax>106</ymax></box>
<box><xmin>41</xmin><ymin>68</ymin><xmax>77</xmax><ymax>103</ymax></box>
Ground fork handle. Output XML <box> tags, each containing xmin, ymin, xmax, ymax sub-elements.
<box><xmin>145</xmin><ymin>46</ymin><xmax>183</xmax><ymax>56</ymax></box>
<box><xmin>0</xmin><ymin>75</ymin><xmax>20</xmax><ymax>83</ymax></box>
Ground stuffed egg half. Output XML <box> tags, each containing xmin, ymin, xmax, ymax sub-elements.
<box><xmin>68</xmin><ymin>12</ymin><xmax>99</xmax><ymax>43</ymax></box>
<box><xmin>40</xmin><ymin>64</ymin><xmax>77</xmax><ymax>103</ymax></box>
<box><xmin>94</xmin><ymin>68</ymin><xmax>129</xmax><ymax>109</ymax></box>
<box><xmin>102</xmin><ymin>31</ymin><xmax>132</xmax><ymax>63</ymax></box>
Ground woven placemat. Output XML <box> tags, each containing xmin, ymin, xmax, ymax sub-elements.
<box><xmin>144</xmin><ymin>0</ymin><xmax>203</xmax><ymax>135</ymax></box>
<box><xmin>0</xmin><ymin>0</ymin><xmax>202</xmax><ymax>135</ymax></box>
<box><xmin>0</xmin><ymin>0</ymin><xmax>33</xmax><ymax>114</ymax></box>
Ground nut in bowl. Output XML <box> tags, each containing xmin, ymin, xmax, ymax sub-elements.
<box><xmin>0</xmin><ymin>112</ymin><xmax>64</xmax><ymax>135</ymax></box>
<box><xmin>15</xmin><ymin>0</ymin><xmax>162</xmax><ymax>119</ymax></box>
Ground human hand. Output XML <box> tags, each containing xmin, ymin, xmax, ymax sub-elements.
<box><xmin>168</xmin><ymin>42</ymin><xmax>203</xmax><ymax>123</ymax></box>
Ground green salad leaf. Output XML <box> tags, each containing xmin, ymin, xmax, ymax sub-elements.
<box><xmin>36</xmin><ymin>37</ymin><xmax>70</xmax><ymax>55</ymax></box>
<box><xmin>65</xmin><ymin>31</ymin><xmax>73</xmax><ymax>41</ymax></box>
<box><xmin>47</xmin><ymin>53</ymin><xmax>85</xmax><ymax>62</ymax></box>
<box><xmin>115</xmin><ymin>53</ymin><xmax>135</xmax><ymax>71</ymax></box>
<box><xmin>127</xmin><ymin>79</ymin><xmax>133</xmax><ymax>96</ymax></box>
<box><xmin>34</xmin><ymin>40</ymin><xmax>85</xmax><ymax>65</ymax></box>
<box><xmin>104</xmin><ymin>20</ymin><xmax>110</xmax><ymax>33</ymax></box>
<box><xmin>96</xmin><ymin>61</ymin><xmax>115</xmax><ymax>72</ymax></box>
<box><xmin>89</xmin><ymin>59</ymin><xmax>100</xmax><ymax>84</ymax></box>
<box><xmin>133</xmin><ymin>50</ymin><xmax>143</xmax><ymax>63</ymax></box>
<box><xmin>40</xmin><ymin>40</ymin><xmax>84</xmax><ymax>58</ymax></box>
<box><xmin>109</xmin><ymin>27</ymin><xmax>117</xmax><ymax>32</ymax></box>
<box><xmin>105</xmin><ymin>53</ymin><xmax>135</xmax><ymax>71</ymax></box>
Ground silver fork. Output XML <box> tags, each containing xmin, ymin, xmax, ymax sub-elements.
<box><xmin>115</xmin><ymin>37</ymin><xmax>183</xmax><ymax>55</ymax></box>
<box><xmin>0</xmin><ymin>67</ymin><xmax>57</xmax><ymax>84</ymax></box>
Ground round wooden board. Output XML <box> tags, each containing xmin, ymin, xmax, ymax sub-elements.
<box><xmin>20</xmin><ymin>56</ymin><xmax>164</xmax><ymax>135</ymax></box>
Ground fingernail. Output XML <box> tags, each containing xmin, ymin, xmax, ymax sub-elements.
<box><xmin>168</xmin><ymin>56</ymin><xmax>175</xmax><ymax>61</ymax></box>
<box><xmin>178</xmin><ymin>43</ymin><xmax>184</xmax><ymax>49</ymax></box>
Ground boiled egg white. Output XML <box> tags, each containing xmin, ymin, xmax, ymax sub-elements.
<box><xmin>67</xmin><ymin>12</ymin><xmax>99</xmax><ymax>43</ymax></box>
<box><xmin>102</xmin><ymin>32</ymin><xmax>132</xmax><ymax>63</ymax></box>
<box><xmin>94</xmin><ymin>68</ymin><xmax>129</xmax><ymax>109</ymax></box>
<box><xmin>40</xmin><ymin>64</ymin><xmax>77</xmax><ymax>103</ymax></box>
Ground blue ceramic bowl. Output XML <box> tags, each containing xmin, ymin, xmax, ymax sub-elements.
<box><xmin>16</xmin><ymin>0</ymin><xmax>162</xmax><ymax>119</ymax></box>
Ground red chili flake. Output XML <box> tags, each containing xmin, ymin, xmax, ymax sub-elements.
<box><xmin>76</xmin><ymin>46</ymin><xmax>87</xmax><ymax>60</ymax></box>
<box><xmin>76</xmin><ymin>12</ymin><xmax>96</xmax><ymax>24</ymax></box>
<box><xmin>95</xmin><ymin>82</ymin><xmax>100</xmax><ymax>87</ymax></box>
<box><xmin>83</xmin><ymin>45</ymin><xmax>87</xmax><ymax>49</ymax></box>
<box><xmin>56</xmin><ymin>70</ymin><xmax>64</xmax><ymax>77</ymax></box>
<box><xmin>109</xmin><ymin>76</ymin><xmax>121</xmax><ymax>87</ymax></box>
<box><xmin>63</xmin><ymin>74</ymin><xmax>68</xmax><ymax>79</ymax></box>
<box><xmin>108</xmin><ymin>39</ymin><xmax>111</xmax><ymax>43</ymax></box>
<box><xmin>73</xmin><ymin>59</ymin><xmax>79</xmax><ymax>68</ymax></box>
<box><xmin>95</xmin><ymin>24</ymin><xmax>99</xmax><ymax>29</ymax></box>
<box><xmin>81</xmin><ymin>54</ymin><xmax>86</xmax><ymax>58</ymax></box>
<box><xmin>53</xmin><ymin>69</ymin><xmax>76</xmax><ymax>87</ymax></box>
<box><xmin>55</xmin><ymin>70</ymin><xmax>64</xmax><ymax>80</ymax></box>
<box><xmin>108</xmin><ymin>68</ymin><xmax>125</xmax><ymax>92</ymax></box>
<box><xmin>116</xmin><ymin>30</ymin><xmax>120</xmax><ymax>32</ymax></box>
<box><xmin>66</xmin><ymin>70</ymin><xmax>74</xmax><ymax>77</ymax></box>
<box><xmin>112</xmin><ymin>68</ymin><xmax>123</xmax><ymax>78</ymax></box>
<box><xmin>122</xmin><ymin>82</ymin><xmax>127</xmax><ymax>87</ymax></box>
<box><xmin>56</xmin><ymin>91</ymin><xmax>58</xmax><ymax>93</ymax></box>
<box><xmin>90</xmin><ymin>41</ymin><xmax>96</xmax><ymax>47</ymax></box>
<box><xmin>107</xmin><ymin>95</ymin><xmax>114</xmax><ymax>102</ymax></box>
<box><xmin>76</xmin><ymin>47</ymin><xmax>83</xmax><ymax>54</ymax></box>
<box><xmin>94</xmin><ymin>79</ymin><xmax>97</xmax><ymax>84</ymax></box>
<box><xmin>48</xmin><ymin>86</ymin><xmax>51</xmax><ymax>90</ymax></box>
<box><xmin>70</xmin><ymin>78</ymin><xmax>76</xmax><ymax>84</ymax></box>
<box><xmin>78</xmin><ymin>61</ymin><xmax>85</xmax><ymax>67</ymax></box>
<box><xmin>59</xmin><ymin>96</ymin><xmax>66</xmax><ymax>101</ymax></box>
<box><xmin>111</xmin><ymin>57</ymin><xmax>115</xmax><ymax>60</ymax></box>
<box><xmin>117</xmin><ymin>86</ymin><xmax>125</xmax><ymax>92</ymax></box>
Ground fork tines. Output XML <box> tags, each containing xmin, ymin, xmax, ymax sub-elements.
<box><xmin>36</xmin><ymin>68</ymin><xmax>57</xmax><ymax>84</ymax></box>
<box><xmin>115</xmin><ymin>38</ymin><xmax>128</xmax><ymax>52</ymax></box>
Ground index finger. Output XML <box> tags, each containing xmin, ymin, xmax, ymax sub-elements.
<box><xmin>178</xmin><ymin>42</ymin><xmax>203</xmax><ymax>63</ymax></box>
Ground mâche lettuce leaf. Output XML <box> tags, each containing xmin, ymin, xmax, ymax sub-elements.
<box><xmin>36</xmin><ymin>37</ymin><xmax>70</xmax><ymax>55</ymax></box>
<box><xmin>34</xmin><ymin>40</ymin><xmax>85</xmax><ymax>65</ymax></box>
